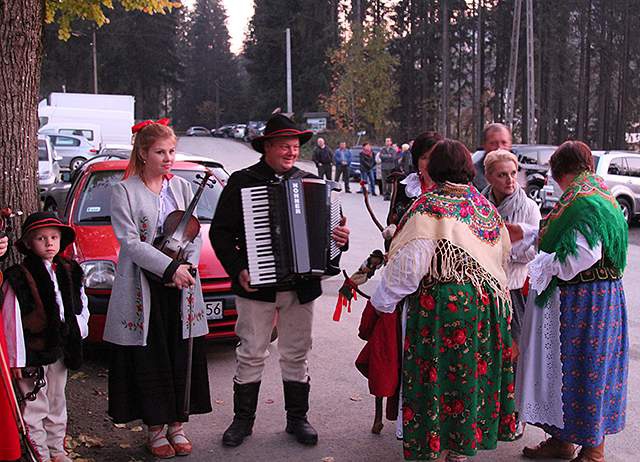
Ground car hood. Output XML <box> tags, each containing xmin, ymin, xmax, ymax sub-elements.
<box><xmin>73</xmin><ymin>223</ymin><xmax>229</xmax><ymax>280</ymax></box>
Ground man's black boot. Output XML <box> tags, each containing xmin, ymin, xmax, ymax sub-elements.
<box><xmin>222</xmin><ymin>381</ymin><xmax>260</xmax><ymax>447</ymax></box>
<box><xmin>283</xmin><ymin>380</ymin><xmax>318</xmax><ymax>445</ymax></box>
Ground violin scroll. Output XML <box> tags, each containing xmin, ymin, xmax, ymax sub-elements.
<box><xmin>194</xmin><ymin>169</ymin><xmax>216</xmax><ymax>189</ymax></box>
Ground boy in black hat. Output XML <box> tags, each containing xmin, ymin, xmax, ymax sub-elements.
<box><xmin>1</xmin><ymin>212</ymin><xmax>89</xmax><ymax>462</ymax></box>
<box><xmin>210</xmin><ymin>114</ymin><xmax>350</xmax><ymax>448</ymax></box>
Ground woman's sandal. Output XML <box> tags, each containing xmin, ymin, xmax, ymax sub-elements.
<box><xmin>167</xmin><ymin>425</ymin><xmax>192</xmax><ymax>457</ymax></box>
<box><xmin>147</xmin><ymin>426</ymin><xmax>176</xmax><ymax>459</ymax></box>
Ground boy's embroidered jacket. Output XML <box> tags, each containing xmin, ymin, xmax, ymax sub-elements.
<box><xmin>3</xmin><ymin>255</ymin><xmax>84</xmax><ymax>370</ymax></box>
<box><xmin>104</xmin><ymin>175</ymin><xmax>208</xmax><ymax>346</ymax></box>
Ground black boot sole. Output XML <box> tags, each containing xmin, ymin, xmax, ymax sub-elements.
<box><xmin>285</xmin><ymin>426</ymin><xmax>318</xmax><ymax>446</ymax></box>
<box><xmin>222</xmin><ymin>431</ymin><xmax>251</xmax><ymax>447</ymax></box>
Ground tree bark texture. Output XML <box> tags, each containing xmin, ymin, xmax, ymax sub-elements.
<box><xmin>0</xmin><ymin>0</ymin><xmax>44</xmax><ymax>262</ymax></box>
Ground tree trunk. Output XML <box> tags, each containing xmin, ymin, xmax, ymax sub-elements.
<box><xmin>576</xmin><ymin>0</ymin><xmax>592</xmax><ymax>142</ymax></box>
<box><xmin>0</xmin><ymin>0</ymin><xmax>44</xmax><ymax>264</ymax></box>
<box><xmin>614</xmin><ymin>0</ymin><xmax>630</xmax><ymax>148</ymax></box>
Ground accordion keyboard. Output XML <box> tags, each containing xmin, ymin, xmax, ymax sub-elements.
<box><xmin>241</xmin><ymin>186</ymin><xmax>278</xmax><ymax>286</ymax></box>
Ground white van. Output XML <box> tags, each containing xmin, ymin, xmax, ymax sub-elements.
<box><xmin>38</xmin><ymin>93</ymin><xmax>135</xmax><ymax>147</ymax></box>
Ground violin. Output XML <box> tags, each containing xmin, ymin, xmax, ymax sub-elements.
<box><xmin>147</xmin><ymin>171</ymin><xmax>216</xmax><ymax>282</ymax></box>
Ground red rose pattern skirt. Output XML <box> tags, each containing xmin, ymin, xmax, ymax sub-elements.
<box><xmin>402</xmin><ymin>281</ymin><xmax>516</xmax><ymax>460</ymax></box>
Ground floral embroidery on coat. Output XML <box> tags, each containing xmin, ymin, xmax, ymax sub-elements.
<box><xmin>139</xmin><ymin>216</ymin><xmax>150</xmax><ymax>242</ymax></box>
<box><xmin>121</xmin><ymin>279</ymin><xmax>144</xmax><ymax>332</ymax></box>
<box><xmin>184</xmin><ymin>287</ymin><xmax>206</xmax><ymax>330</ymax></box>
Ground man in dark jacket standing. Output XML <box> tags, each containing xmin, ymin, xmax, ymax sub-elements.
<box><xmin>210</xmin><ymin>114</ymin><xmax>350</xmax><ymax>448</ymax></box>
<box><xmin>379</xmin><ymin>137</ymin><xmax>398</xmax><ymax>200</ymax></box>
<box><xmin>312</xmin><ymin>137</ymin><xmax>333</xmax><ymax>180</ymax></box>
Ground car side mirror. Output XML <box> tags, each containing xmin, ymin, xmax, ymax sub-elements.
<box><xmin>53</xmin><ymin>152</ymin><xmax>63</xmax><ymax>162</ymax></box>
<box><xmin>60</xmin><ymin>171</ymin><xmax>72</xmax><ymax>182</ymax></box>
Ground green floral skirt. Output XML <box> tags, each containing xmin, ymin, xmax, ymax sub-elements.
<box><xmin>402</xmin><ymin>281</ymin><xmax>516</xmax><ymax>460</ymax></box>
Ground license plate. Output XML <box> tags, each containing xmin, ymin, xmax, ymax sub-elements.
<box><xmin>206</xmin><ymin>300</ymin><xmax>224</xmax><ymax>320</ymax></box>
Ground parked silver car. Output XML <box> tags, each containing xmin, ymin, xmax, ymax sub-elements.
<box><xmin>45</xmin><ymin>133</ymin><xmax>98</xmax><ymax>170</ymax></box>
<box><xmin>541</xmin><ymin>150</ymin><xmax>640</xmax><ymax>223</ymax></box>
<box><xmin>186</xmin><ymin>126</ymin><xmax>211</xmax><ymax>137</ymax></box>
<box><xmin>38</xmin><ymin>134</ymin><xmax>62</xmax><ymax>193</ymax></box>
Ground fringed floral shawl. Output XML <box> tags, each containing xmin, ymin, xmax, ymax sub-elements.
<box><xmin>536</xmin><ymin>171</ymin><xmax>628</xmax><ymax>305</ymax></box>
<box><xmin>389</xmin><ymin>182</ymin><xmax>512</xmax><ymax>316</ymax></box>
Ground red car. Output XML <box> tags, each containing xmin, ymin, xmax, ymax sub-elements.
<box><xmin>59</xmin><ymin>159</ymin><xmax>237</xmax><ymax>342</ymax></box>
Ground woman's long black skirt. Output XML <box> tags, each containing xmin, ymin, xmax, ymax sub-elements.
<box><xmin>108</xmin><ymin>279</ymin><xmax>212</xmax><ymax>426</ymax></box>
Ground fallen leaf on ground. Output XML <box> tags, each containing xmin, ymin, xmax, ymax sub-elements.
<box><xmin>214</xmin><ymin>399</ymin><xmax>224</xmax><ymax>405</ymax></box>
<box><xmin>78</xmin><ymin>433</ymin><xmax>104</xmax><ymax>448</ymax></box>
<box><xmin>130</xmin><ymin>425</ymin><xmax>144</xmax><ymax>432</ymax></box>
<box><xmin>264</xmin><ymin>398</ymin><xmax>274</xmax><ymax>404</ymax></box>
<box><xmin>119</xmin><ymin>443</ymin><xmax>131</xmax><ymax>449</ymax></box>
<box><xmin>74</xmin><ymin>458</ymin><xmax>95</xmax><ymax>462</ymax></box>
<box><xmin>70</xmin><ymin>371</ymin><xmax>88</xmax><ymax>381</ymax></box>
<box><xmin>64</xmin><ymin>435</ymin><xmax>79</xmax><ymax>450</ymax></box>
<box><xmin>350</xmin><ymin>393</ymin><xmax>362</xmax><ymax>401</ymax></box>
<box><xmin>113</xmin><ymin>423</ymin><xmax>127</xmax><ymax>429</ymax></box>
<box><xmin>322</xmin><ymin>457</ymin><xmax>335</xmax><ymax>462</ymax></box>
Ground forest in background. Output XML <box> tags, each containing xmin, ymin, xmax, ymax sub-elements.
<box><xmin>40</xmin><ymin>0</ymin><xmax>640</xmax><ymax>149</ymax></box>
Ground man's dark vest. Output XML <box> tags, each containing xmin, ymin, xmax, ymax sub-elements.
<box><xmin>3</xmin><ymin>255</ymin><xmax>84</xmax><ymax>370</ymax></box>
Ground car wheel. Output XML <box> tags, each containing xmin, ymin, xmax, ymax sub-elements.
<box><xmin>525</xmin><ymin>183</ymin><xmax>543</xmax><ymax>206</ymax></box>
<box><xmin>70</xmin><ymin>157</ymin><xmax>86</xmax><ymax>171</ymax></box>
<box><xmin>44</xmin><ymin>198</ymin><xmax>57</xmax><ymax>212</ymax></box>
<box><xmin>617</xmin><ymin>197</ymin><xmax>632</xmax><ymax>224</ymax></box>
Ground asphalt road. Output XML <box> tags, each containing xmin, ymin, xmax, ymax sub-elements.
<box><xmin>171</xmin><ymin>136</ymin><xmax>640</xmax><ymax>462</ymax></box>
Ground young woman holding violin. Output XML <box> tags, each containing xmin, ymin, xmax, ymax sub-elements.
<box><xmin>104</xmin><ymin>120</ymin><xmax>211</xmax><ymax>459</ymax></box>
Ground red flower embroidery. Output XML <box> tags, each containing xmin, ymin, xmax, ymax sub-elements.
<box><xmin>452</xmin><ymin>328</ymin><xmax>467</xmax><ymax>345</ymax></box>
<box><xmin>420</xmin><ymin>326</ymin><xmax>430</xmax><ymax>338</ymax></box>
<box><xmin>503</xmin><ymin>346</ymin><xmax>513</xmax><ymax>362</ymax></box>
<box><xmin>477</xmin><ymin>358</ymin><xmax>488</xmax><ymax>376</ymax></box>
<box><xmin>447</xmin><ymin>302</ymin><xmax>458</xmax><ymax>313</ymax></box>
<box><xmin>429</xmin><ymin>435</ymin><xmax>440</xmax><ymax>452</ymax></box>
<box><xmin>403</xmin><ymin>406</ymin><xmax>415</xmax><ymax>423</ymax></box>
<box><xmin>420</xmin><ymin>294</ymin><xmax>436</xmax><ymax>310</ymax></box>
<box><xmin>475</xmin><ymin>425</ymin><xmax>483</xmax><ymax>442</ymax></box>
<box><xmin>507</xmin><ymin>383</ymin><xmax>515</xmax><ymax>393</ymax></box>
<box><xmin>481</xmin><ymin>292</ymin><xmax>490</xmax><ymax>305</ymax></box>
<box><xmin>429</xmin><ymin>366</ymin><xmax>438</xmax><ymax>383</ymax></box>
<box><xmin>451</xmin><ymin>399</ymin><xmax>464</xmax><ymax>414</ymax></box>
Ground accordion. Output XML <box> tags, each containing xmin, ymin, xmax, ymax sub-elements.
<box><xmin>241</xmin><ymin>178</ymin><xmax>342</xmax><ymax>288</ymax></box>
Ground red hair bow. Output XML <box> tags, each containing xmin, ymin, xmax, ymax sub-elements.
<box><xmin>131</xmin><ymin>118</ymin><xmax>170</xmax><ymax>134</ymax></box>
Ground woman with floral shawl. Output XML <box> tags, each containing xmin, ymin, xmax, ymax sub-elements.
<box><xmin>370</xmin><ymin>139</ymin><xmax>517</xmax><ymax>461</ymax></box>
<box><xmin>513</xmin><ymin>141</ymin><xmax>628</xmax><ymax>462</ymax></box>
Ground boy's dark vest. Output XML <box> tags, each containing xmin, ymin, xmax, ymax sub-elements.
<box><xmin>3</xmin><ymin>255</ymin><xmax>84</xmax><ymax>370</ymax></box>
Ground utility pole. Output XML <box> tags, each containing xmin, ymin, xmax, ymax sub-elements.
<box><xmin>505</xmin><ymin>0</ymin><xmax>521</xmax><ymax>129</ymax></box>
<box><xmin>285</xmin><ymin>28</ymin><xmax>293</xmax><ymax>115</ymax></box>
<box><xmin>92</xmin><ymin>28</ymin><xmax>98</xmax><ymax>94</ymax></box>
<box><xmin>215</xmin><ymin>80</ymin><xmax>220</xmax><ymax>129</ymax></box>
<box><xmin>525</xmin><ymin>0</ymin><xmax>536</xmax><ymax>143</ymax></box>
<box><xmin>440</xmin><ymin>0</ymin><xmax>450</xmax><ymax>137</ymax></box>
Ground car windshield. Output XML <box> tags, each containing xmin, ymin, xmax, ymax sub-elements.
<box><xmin>38</xmin><ymin>140</ymin><xmax>48</xmax><ymax>161</ymax></box>
<box><xmin>75</xmin><ymin>169</ymin><xmax>224</xmax><ymax>224</ymax></box>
